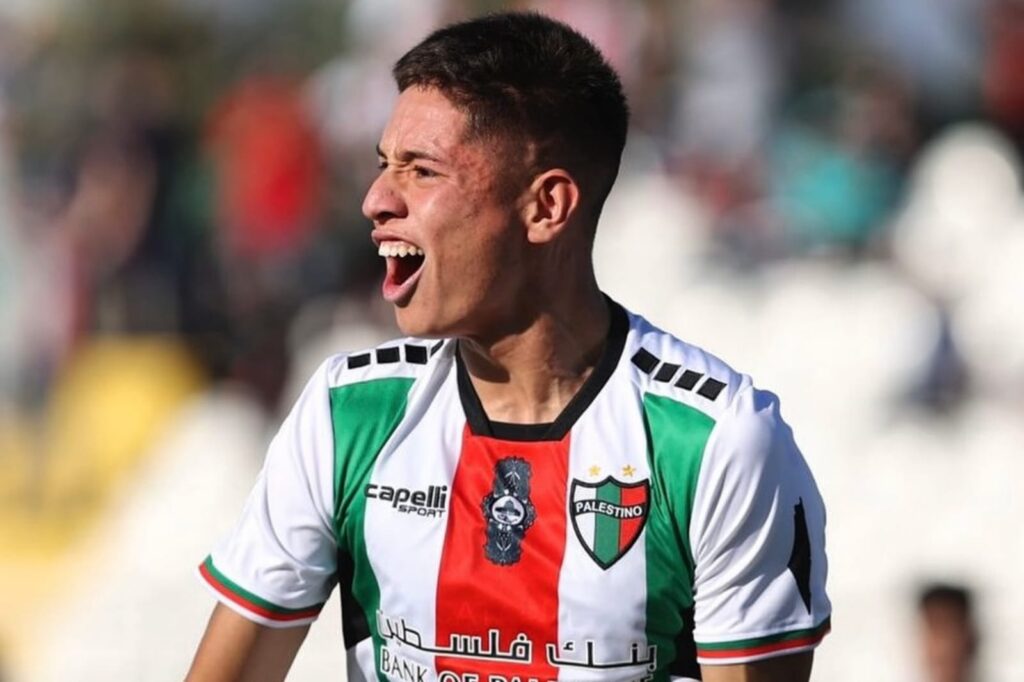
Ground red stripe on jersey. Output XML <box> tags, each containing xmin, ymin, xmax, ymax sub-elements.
<box><xmin>618</xmin><ymin>483</ymin><xmax>646</xmax><ymax>552</ymax></box>
<box><xmin>198</xmin><ymin>562</ymin><xmax>321</xmax><ymax>622</ymax></box>
<box><xmin>697</xmin><ymin>623</ymin><xmax>831</xmax><ymax>660</ymax></box>
<box><xmin>433</xmin><ymin>425</ymin><xmax>570</xmax><ymax>681</ymax></box>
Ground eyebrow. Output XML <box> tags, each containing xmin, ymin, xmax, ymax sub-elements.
<box><xmin>376</xmin><ymin>144</ymin><xmax>444</xmax><ymax>164</ymax></box>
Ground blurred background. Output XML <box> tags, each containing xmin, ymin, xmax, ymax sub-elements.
<box><xmin>0</xmin><ymin>0</ymin><xmax>1021</xmax><ymax>680</ymax></box>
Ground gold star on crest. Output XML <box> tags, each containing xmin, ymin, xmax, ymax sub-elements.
<box><xmin>622</xmin><ymin>464</ymin><xmax>636</xmax><ymax>478</ymax></box>
<box><xmin>588</xmin><ymin>465</ymin><xmax>601</xmax><ymax>477</ymax></box>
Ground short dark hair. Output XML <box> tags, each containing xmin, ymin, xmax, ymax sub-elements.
<box><xmin>393</xmin><ymin>11</ymin><xmax>629</xmax><ymax>220</ymax></box>
<box><xmin>918</xmin><ymin>583</ymin><xmax>974</xmax><ymax>618</ymax></box>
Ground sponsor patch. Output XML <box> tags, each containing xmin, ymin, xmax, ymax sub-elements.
<box><xmin>570</xmin><ymin>477</ymin><xmax>649</xmax><ymax>569</ymax></box>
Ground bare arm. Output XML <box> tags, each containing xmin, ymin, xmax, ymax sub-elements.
<box><xmin>701</xmin><ymin>651</ymin><xmax>813</xmax><ymax>682</ymax></box>
<box><xmin>700</xmin><ymin>647</ymin><xmax>811</xmax><ymax>679</ymax></box>
<box><xmin>185</xmin><ymin>604</ymin><xmax>310</xmax><ymax>682</ymax></box>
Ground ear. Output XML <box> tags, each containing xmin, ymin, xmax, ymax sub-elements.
<box><xmin>520</xmin><ymin>169</ymin><xmax>580</xmax><ymax>244</ymax></box>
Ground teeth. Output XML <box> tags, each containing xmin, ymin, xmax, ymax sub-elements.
<box><xmin>378</xmin><ymin>241</ymin><xmax>424</xmax><ymax>258</ymax></box>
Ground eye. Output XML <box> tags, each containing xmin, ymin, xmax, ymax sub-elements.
<box><xmin>413</xmin><ymin>166</ymin><xmax>438</xmax><ymax>179</ymax></box>
<box><xmin>376</xmin><ymin>159</ymin><xmax>388</xmax><ymax>170</ymax></box>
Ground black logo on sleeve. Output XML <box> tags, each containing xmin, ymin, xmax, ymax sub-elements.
<box><xmin>481</xmin><ymin>457</ymin><xmax>536</xmax><ymax>566</ymax></box>
<box><xmin>788</xmin><ymin>498</ymin><xmax>813</xmax><ymax>614</ymax></box>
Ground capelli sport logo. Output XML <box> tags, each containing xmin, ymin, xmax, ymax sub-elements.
<box><xmin>365</xmin><ymin>483</ymin><xmax>448</xmax><ymax>518</ymax></box>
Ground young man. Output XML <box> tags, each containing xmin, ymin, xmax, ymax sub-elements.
<box><xmin>187</xmin><ymin>12</ymin><xmax>830</xmax><ymax>682</ymax></box>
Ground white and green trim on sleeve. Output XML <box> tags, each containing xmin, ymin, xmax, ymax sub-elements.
<box><xmin>198</xmin><ymin>556</ymin><xmax>324</xmax><ymax>626</ymax></box>
<box><xmin>695</xmin><ymin>616</ymin><xmax>831</xmax><ymax>664</ymax></box>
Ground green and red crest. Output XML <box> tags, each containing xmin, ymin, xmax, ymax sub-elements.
<box><xmin>570</xmin><ymin>477</ymin><xmax>650</xmax><ymax>570</ymax></box>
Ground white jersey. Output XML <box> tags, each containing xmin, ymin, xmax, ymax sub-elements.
<box><xmin>199</xmin><ymin>302</ymin><xmax>831</xmax><ymax>682</ymax></box>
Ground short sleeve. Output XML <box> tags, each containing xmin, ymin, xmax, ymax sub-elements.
<box><xmin>690</xmin><ymin>386</ymin><xmax>831</xmax><ymax>664</ymax></box>
<box><xmin>197</xmin><ymin>358</ymin><xmax>339</xmax><ymax>628</ymax></box>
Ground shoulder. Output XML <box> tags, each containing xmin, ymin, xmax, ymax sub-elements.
<box><xmin>317</xmin><ymin>336</ymin><xmax>453</xmax><ymax>391</ymax></box>
<box><xmin>270</xmin><ymin>335</ymin><xmax>453</xmax><ymax>451</ymax></box>
<box><xmin>622</xmin><ymin>307</ymin><xmax>797</xmax><ymax>466</ymax></box>
<box><xmin>624</xmin><ymin>307</ymin><xmax>754</xmax><ymax>422</ymax></box>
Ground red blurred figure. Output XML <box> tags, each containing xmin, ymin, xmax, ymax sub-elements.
<box><xmin>984</xmin><ymin>1</ymin><xmax>1024</xmax><ymax>147</ymax></box>
<box><xmin>206</xmin><ymin>74</ymin><xmax>324</xmax><ymax>261</ymax></box>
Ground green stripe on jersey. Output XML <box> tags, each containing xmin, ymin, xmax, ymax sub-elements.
<box><xmin>202</xmin><ymin>556</ymin><xmax>321</xmax><ymax>615</ymax></box>
<box><xmin>641</xmin><ymin>393</ymin><xmax>716</xmax><ymax>681</ymax></box>
<box><xmin>593</xmin><ymin>481</ymin><xmax>622</xmax><ymax>565</ymax></box>
<box><xmin>331</xmin><ymin>377</ymin><xmax>415</xmax><ymax>682</ymax></box>
<box><xmin>697</xmin><ymin>616</ymin><xmax>831</xmax><ymax>651</ymax></box>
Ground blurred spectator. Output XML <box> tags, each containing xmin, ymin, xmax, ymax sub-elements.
<box><xmin>767</xmin><ymin>60</ymin><xmax>913</xmax><ymax>256</ymax></box>
<box><xmin>670</xmin><ymin>0</ymin><xmax>780</xmax><ymax>171</ymax></box>
<box><xmin>667</xmin><ymin>0</ymin><xmax>780</xmax><ymax>263</ymax></box>
<box><xmin>917</xmin><ymin>583</ymin><xmax>980</xmax><ymax>682</ymax></box>
<box><xmin>203</xmin><ymin>72</ymin><xmax>325</xmax><ymax>406</ymax></box>
<box><xmin>837</xmin><ymin>0</ymin><xmax>984</xmax><ymax>130</ymax></box>
<box><xmin>206</xmin><ymin>74</ymin><xmax>323</xmax><ymax>264</ymax></box>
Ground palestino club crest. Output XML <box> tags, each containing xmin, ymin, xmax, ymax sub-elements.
<box><xmin>481</xmin><ymin>457</ymin><xmax>536</xmax><ymax>566</ymax></box>
<box><xmin>570</xmin><ymin>477</ymin><xmax>650</xmax><ymax>570</ymax></box>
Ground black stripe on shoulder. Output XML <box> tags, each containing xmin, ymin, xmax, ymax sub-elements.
<box><xmin>347</xmin><ymin>353</ymin><xmax>371</xmax><ymax>369</ymax></box>
<box><xmin>636</xmin><ymin>340</ymin><xmax>729</xmax><ymax>403</ymax></box>
<box><xmin>631</xmin><ymin>348</ymin><xmax>659</xmax><ymax>374</ymax></box>
<box><xmin>404</xmin><ymin>344</ymin><xmax>428</xmax><ymax>364</ymax></box>
<box><xmin>430</xmin><ymin>340</ymin><xmax>444</xmax><ymax>356</ymax></box>
<box><xmin>345</xmin><ymin>341</ymin><xmax>441</xmax><ymax>371</ymax></box>
<box><xmin>675</xmin><ymin>369</ymin><xmax>703</xmax><ymax>390</ymax></box>
<box><xmin>376</xmin><ymin>347</ymin><xmax>400</xmax><ymax>364</ymax></box>
<box><xmin>696</xmin><ymin>377</ymin><xmax>727</xmax><ymax>401</ymax></box>
<box><xmin>654</xmin><ymin>362</ymin><xmax>680</xmax><ymax>383</ymax></box>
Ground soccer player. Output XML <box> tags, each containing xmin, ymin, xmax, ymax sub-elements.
<box><xmin>187</xmin><ymin>12</ymin><xmax>830</xmax><ymax>682</ymax></box>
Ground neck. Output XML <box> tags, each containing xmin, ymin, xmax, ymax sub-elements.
<box><xmin>459</xmin><ymin>281</ymin><xmax>610</xmax><ymax>425</ymax></box>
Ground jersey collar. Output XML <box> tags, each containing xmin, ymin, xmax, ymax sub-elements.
<box><xmin>456</xmin><ymin>298</ymin><xmax>629</xmax><ymax>442</ymax></box>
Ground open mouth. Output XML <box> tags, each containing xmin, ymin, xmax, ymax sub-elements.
<box><xmin>379</xmin><ymin>240</ymin><xmax>426</xmax><ymax>303</ymax></box>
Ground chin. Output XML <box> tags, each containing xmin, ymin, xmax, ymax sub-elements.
<box><xmin>393</xmin><ymin>306</ymin><xmax>447</xmax><ymax>339</ymax></box>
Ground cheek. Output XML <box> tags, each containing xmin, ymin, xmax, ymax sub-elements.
<box><xmin>428</xmin><ymin>193</ymin><xmax>509</xmax><ymax>265</ymax></box>
<box><xmin>436</xmin><ymin>228</ymin><xmax>503</xmax><ymax>285</ymax></box>
<box><xmin>416</xmin><ymin>177</ymin><xmax>522</xmax><ymax>296</ymax></box>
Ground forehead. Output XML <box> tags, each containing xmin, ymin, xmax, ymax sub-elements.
<box><xmin>379</xmin><ymin>86</ymin><xmax>472</xmax><ymax>157</ymax></box>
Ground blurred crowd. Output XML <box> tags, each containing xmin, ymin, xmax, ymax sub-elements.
<box><xmin>0</xmin><ymin>0</ymin><xmax>1023</xmax><ymax>680</ymax></box>
<box><xmin>2</xmin><ymin>0</ymin><xmax>1023</xmax><ymax>426</ymax></box>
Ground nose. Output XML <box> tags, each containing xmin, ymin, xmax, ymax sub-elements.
<box><xmin>362</xmin><ymin>170</ymin><xmax>407</xmax><ymax>225</ymax></box>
